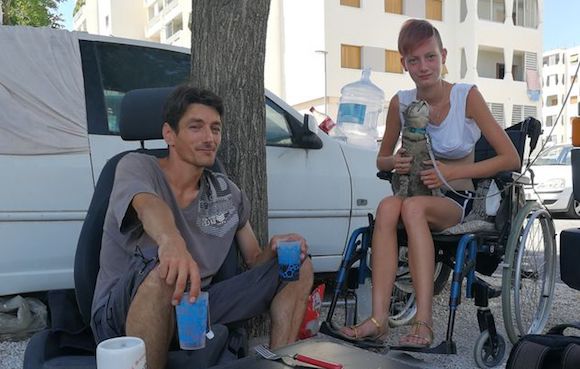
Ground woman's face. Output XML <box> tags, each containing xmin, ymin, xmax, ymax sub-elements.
<box><xmin>401</xmin><ymin>36</ymin><xmax>447</xmax><ymax>89</ymax></box>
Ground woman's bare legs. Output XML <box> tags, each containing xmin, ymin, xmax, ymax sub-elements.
<box><xmin>341</xmin><ymin>196</ymin><xmax>402</xmax><ymax>338</ymax></box>
<box><xmin>399</xmin><ymin>196</ymin><xmax>461</xmax><ymax>346</ymax></box>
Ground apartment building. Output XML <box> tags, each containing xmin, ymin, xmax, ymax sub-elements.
<box><xmin>73</xmin><ymin>0</ymin><xmax>189</xmax><ymax>45</ymax></box>
<box><xmin>73</xmin><ymin>0</ymin><xmax>543</xmax><ymax>135</ymax></box>
<box><xmin>542</xmin><ymin>47</ymin><xmax>580</xmax><ymax>145</ymax></box>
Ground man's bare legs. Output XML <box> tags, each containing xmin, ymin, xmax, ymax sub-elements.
<box><xmin>400</xmin><ymin>196</ymin><xmax>461</xmax><ymax>346</ymax></box>
<box><xmin>270</xmin><ymin>258</ymin><xmax>314</xmax><ymax>348</ymax></box>
<box><xmin>126</xmin><ymin>267</ymin><xmax>175</xmax><ymax>369</ymax></box>
<box><xmin>341</xmin><ymin>196</ymin><xmax>402</xmax><ymax>338</ymax></box>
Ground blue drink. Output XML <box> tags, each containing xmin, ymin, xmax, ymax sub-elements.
<box><xmin>277</xmin><ymin>240</ymin><xmax>301</xmax><ymax>281</ymax></box>
<box><xmin>175</xmin><ymin>291</ymin><xmax>208</xmax><ymax>350</ymax></box>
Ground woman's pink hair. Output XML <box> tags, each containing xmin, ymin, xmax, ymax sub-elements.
<box><xmin>398</xmin><ymin>19</ymin><xmax>443</xmax><ymax>56</ymax></box>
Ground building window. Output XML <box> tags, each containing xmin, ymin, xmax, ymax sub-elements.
<box><xmin>512</xmin><ymin>0</ymin><xmax>538</xmax><ymax>28</ymax></box>
<box><xmin>546</xmin><ymin>95</ymin><xmax>558</xmax><ymax>107</ymax></box>
<box><xmin>545</xmin><ymin>115</ymin><xmax>553</xmax><ymax>127</ymax></box>
<box><xmin>512</xmin><ymin>104</ymin><xmax>537</xmax><ymax>125</ymax></box>
<box><xmin>488</xmin><ymin>102</ymin><xmax>505</xmax><ymax>127</ymax></box>
<box><xmin>385</xmin><ymin>50</ymin><xmax>403</xmax><ymax>73</ymax></box>
<box><xmin>426</xmin><ymin>0</ymin><xmax>443</xmax><ymax>21</ymax></box>
<box><xmin>341</xmin><ymin>44</ymin><xmax>362</xmax><ymax>69</ymax></box>
<box><xmin>341</xmin><ymin>0</ymin><xmax>361</xmax><ymax>7</ymax></box>
<box><xmin>477</xmin><ymin>0</ymin><xmax>505</xmax><ymax>22</ymax></box>
<box><xmin>571</xmin><ymin>96</ymin><xmax>578</xmax><ymax>105</ymax></box>
<box><xmin>572</xmin><ymin>75</ymin><xmax>577</xmax><ymax>84</ymax></box>
<box><xmin>570</xmin><ymin>54</ymin><xmax>578</xmax><ymax>64</ymax></box>
<box><xmin>385</xmin><ymin>0</ymin><xmax>403</xmax><ymax>14</ymax></box>
<box><xmin>496</xmin><ymin>63</ymin><xmax>518</xmax><ymax>80</ymax></box>
<box><xmin>166</xmin><ymin>16</ymin><xmax>183</xmax><ymax>39</ymax></box>
<box><xmin>105</xmin><ymin>15</ymin><xmax>109</xmax><ymax>28</ymax></box>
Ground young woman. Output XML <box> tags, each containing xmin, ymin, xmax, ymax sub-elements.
<box><xmin>340</xmin><ymin>19</ymin><xmax>520</xmax><ymax>348</ymax></box>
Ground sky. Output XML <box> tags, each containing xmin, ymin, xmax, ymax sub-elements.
<box><xmin>543</xmin><ymin>0</ymin><xmax>580</xmax><ymax>51</ymax></box>
<box><xmin>58</xmin><ymin>0</ymin><xmax>75</xmax><ymax>30</ymax></box>
<box><xmin>58</xmin><ymin>0</ymin><xmax>579</xmax><ymax>51</ymax></box>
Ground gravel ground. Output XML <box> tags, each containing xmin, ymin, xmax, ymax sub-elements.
<box><xmin>3</xmin><ymin>279</ymin><xmax>579</xmax><ymax>369</ymax></box>
<box><xmin>320</xmin><ymin>277</ymin><xmax>580</xmax><ymax>369</ymax></box>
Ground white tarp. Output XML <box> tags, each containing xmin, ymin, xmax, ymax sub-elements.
<box><xmin>0</xmin><ymin>26</ymin><xmax>88</xmax><ymax>155</ymax></box>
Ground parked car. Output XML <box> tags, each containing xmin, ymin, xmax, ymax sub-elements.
<box><xmin>0</xmin><ymin>26</ymin><xmax>390</xmax><ymax>296</ymax></box>
<box><xmin>524</xmin><ymin>144</ymin><xmax>579</xmax><ymax>218</ymax></box>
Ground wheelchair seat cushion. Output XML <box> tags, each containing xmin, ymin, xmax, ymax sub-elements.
<box><xmin>435</xmin><ymin>179</ymin><xmax>496</xmax><ymax>236</ymax></box>
<box><xmin>435</xmin><ymin>219</ymin><xmax>495</xmax><ymax>236</ymax></box>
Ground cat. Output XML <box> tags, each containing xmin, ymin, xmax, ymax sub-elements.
<box><xmin>392</xmin><ymin>100</ymin><xmax>443</xmax><ymax>198</ymax></box>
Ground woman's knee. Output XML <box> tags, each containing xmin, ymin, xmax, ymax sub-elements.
<box><xmin>376</xmin><ymin>196</ymin><xmax>402</xmax><ymax>225</ymax></box>
<box><xmin>401</xmin><ymin>197</ymin><xmax>427</xmax><ymax>224</ymax></box>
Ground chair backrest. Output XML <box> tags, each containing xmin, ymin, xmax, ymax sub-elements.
<box><xmin>74</xmin><ymin>87</ymin><xmax>176</xmax><ymax>325</ymax></box>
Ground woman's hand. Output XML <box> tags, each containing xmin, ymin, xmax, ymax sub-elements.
<box><xmin>393</xmin><ymin>148</ymin><xmax>413</xmax><ymax>174</ymax></box>
<box><xmin>420</xmin><ymin>160</ymin><xmax>449</xmax><ymax>189</ymax></box>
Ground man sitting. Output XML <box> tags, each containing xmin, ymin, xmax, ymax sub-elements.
<box><xmin>90</xmin><ymin>85</ymin><xmax>313</xmax><ymax>369</ymax></box>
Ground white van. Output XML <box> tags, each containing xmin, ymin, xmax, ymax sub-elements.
<box><xmin>0</xmin><ymin>26</ymin><xmax>390</xmax><ymax>296</ymax></box>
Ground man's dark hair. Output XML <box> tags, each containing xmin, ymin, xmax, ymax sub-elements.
<box><xmin>163</xmin><ymin>84</ymin><xmax>224</xmax><ymax>131</ymax></box>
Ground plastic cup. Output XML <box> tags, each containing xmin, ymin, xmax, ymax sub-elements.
<box><xmin>175</xmin><ymin>291</ymin><xmax>209</xmax><ymax>350</ymax></box>
<box><xmin>96</xmin><ymin>336</ymin><xmax>146</xmax><ymax>369</ymax></box>
<box><xmin>277</xmin><ymin>240</ymin><xmax>301</xmax><ymax>281</ymax></box>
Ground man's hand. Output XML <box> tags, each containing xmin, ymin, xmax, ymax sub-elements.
<box><xmin>132</xmin><ymin>193</ymin><xmax>201</xmax><ymax>305</ymax></box>
<box><xmin>270</xmin><ymin>233</ymin><xmax>309</xmax><ymax>263</ymax></box>
<box><xmin>158</xmin><ymin>237</ymin><xmax>201</xmax><ymax>306</ymax></box>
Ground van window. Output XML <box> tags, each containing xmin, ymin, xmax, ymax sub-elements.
<box><xmin>265</xmin><ymin>100</ymin><xmax>293</xmax><ymax>145</ymax></box>
<box><xmin>82</xmin><ymin>40</ymin><xmax>300</xmax><ymax>145</ymax></box>
<box><xmin>97</xmin><ymin>43</ymin><xmax>190</xmax><ymax>133</ymax></box>
<box><xmin>82</xmin><ymin>41</ymin><xmax>190</xmax><ymax>135</ymax></box>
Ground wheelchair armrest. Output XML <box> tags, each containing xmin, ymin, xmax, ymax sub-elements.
<box><xmin>377</xmin><ymin>170</ymin><xmax>392</xmax><ymax>181</ymax></box>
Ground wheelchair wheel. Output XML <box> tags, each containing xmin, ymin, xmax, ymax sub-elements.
<box><xmin>387</xmin><ymin>246</ymin><xmax>450</xmax><ymax>327</ymax></box>
<box><xmin>501</xmin><ymin>201</ymin><xmax>557</xmax><ymax>344</ymax></box>
<box><xmin>473</xmin><ymin>330</ymin><xmax>506</xmax><ymax>368</ymax></box>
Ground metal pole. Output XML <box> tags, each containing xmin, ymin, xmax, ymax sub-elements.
<box><xmin>315</xmin><ymin>50</ymin><xmax>328</xmax><ymax>114</ymax></box>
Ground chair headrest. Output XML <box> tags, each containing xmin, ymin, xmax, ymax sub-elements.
<box><xmin>119</xmin><ymin>87</ymin><xmax>176</xmax><ymax>141</ymax></box>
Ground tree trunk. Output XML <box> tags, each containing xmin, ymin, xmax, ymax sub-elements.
<box><xmin>190</xmin><ymin>0</ymin><xmax>271</xmax><ymax>337</ymax></box>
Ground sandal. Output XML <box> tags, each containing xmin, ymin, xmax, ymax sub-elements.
<box><xmin>339</xmin><ymin>317</ymin><xmax>388</xmax><ymax>342</ymax></box>
<box><xmin>398</xmin><ymin>320</ymin><xmax>434</xmax><ymax>349</ymax></box>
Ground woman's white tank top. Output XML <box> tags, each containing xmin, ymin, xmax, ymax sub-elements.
<box><xmin>397</xmin><ymin>83</ymin><xmax>481</xmax><ymax>160</ymax></box>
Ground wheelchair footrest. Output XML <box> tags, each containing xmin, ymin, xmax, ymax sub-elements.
<box><xmin>389</xmin><ymin>340</ymin><xmax>457</xmax><ymax>355</ymax></box>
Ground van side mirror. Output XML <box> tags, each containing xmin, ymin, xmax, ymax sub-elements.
<box><xmin>295</xmin><ymin>114</ymin><xmax>323</xmax><ymax>149</ymax></box>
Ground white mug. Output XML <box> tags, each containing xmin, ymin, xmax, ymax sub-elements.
<box><xmin>96</xmin><ymin>336</ymin><xmax>146</xmax><ymax>369</ymax></box>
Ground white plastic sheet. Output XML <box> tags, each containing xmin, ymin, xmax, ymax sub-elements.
<box><xmin>0</xmin><ymin>26</ymin><xmax>88</xmax><ymax>155</ymax></box>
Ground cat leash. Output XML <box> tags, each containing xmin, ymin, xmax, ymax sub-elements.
<box><xmin>425</xmin><ymin>133</ymin><xmax>517</xmax><ymax>201</ymax></box>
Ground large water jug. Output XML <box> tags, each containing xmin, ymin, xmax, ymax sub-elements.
<box><xmin>336</xmin><ymin>67</ymin><xmax>384</xmax><ymax>149</ymax></box>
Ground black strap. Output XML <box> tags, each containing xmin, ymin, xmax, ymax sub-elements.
<box><xmin>562</xmin><ymin>344</ymin><xmax>580</xmax><ymax>369</ymax></box>
<box><xmin>507</xmin><ymin>341</ymin><xmax>549</xmax><ymax>369</ymax></box>
<box><xmin>547</xmin><ymin>322</ymin><xmax>580</xmax><ymax>335</ymax></box>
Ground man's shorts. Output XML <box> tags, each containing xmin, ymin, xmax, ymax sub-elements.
<box><xmin>91</xmin><ymin>247</ymin><xmax>283</xmax><ymax>344</ymax></box>
<box><xmin>444</xmin><ymin>189</ymin><xmax>475</xmax><ymax>223</ymax></box>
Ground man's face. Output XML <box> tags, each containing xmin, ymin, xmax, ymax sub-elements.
<box><xmin>165</xmin><ymin>103</ymin><xmax>222</xmax><ymax>168</ymax></box>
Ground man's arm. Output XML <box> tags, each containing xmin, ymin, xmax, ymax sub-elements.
<box><xmin>132</xmin><ymin>192</ymin><xmax>200</xmax><ymax>305</ymax></box>
<box><xmin>236</xmin><ymin>222</ymin><xmax>308</xmax><ymax>269</ymax></box>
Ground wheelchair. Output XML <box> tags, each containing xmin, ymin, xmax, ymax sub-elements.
<box><xmin>320</xmin><ymin>117</ymin><xmax>558</xmax><ymax>368</ymax></box>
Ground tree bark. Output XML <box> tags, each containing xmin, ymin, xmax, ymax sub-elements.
<box><xmin>190</xmin><ymin>0</ymin><xmax>271</xmax><ymax>337</ymax></box>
